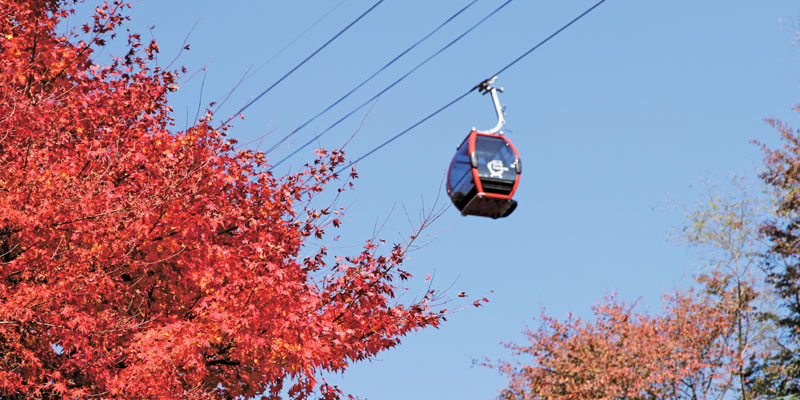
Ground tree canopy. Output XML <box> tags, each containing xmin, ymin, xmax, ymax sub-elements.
<box><xmin>0</xmin><ymin>1</ymin><xmax>440</xmax><ymax>398</ymax></box>
<box><xmin>494</xmin><ymin>292</ymin><xmax>738</xmax><ymax>400</ymax></box>
<box><xmin>749</xmin><ymin>106</ymin><xmax>800</xmax><ymax>397</ymax></box>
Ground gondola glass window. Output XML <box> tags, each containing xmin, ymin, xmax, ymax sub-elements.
<box><xmin>474</xmin><ymin>134</ymin><xmax>517</xmax><ymax>194</ymax></box>
<box><xmin>448</xmin><ymin>137</ymin><xmax>473</xmax><ymax>208</ymax></box>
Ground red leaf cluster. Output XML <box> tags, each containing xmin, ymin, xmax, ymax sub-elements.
<box><xmin>0</xmin><ymin>2</ymin><xmax>439</xmax><ymax>398</ymax></box>
<box><xmin>495</xmin><ymin>293</ymin><xmax>737</xmax><ymax>400</ymax></box>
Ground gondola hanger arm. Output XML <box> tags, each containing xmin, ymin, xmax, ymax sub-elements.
<box><xmin>473</xmin><ymin>76</ymin><xmax>505</xmax><ymax>135</ymax></box>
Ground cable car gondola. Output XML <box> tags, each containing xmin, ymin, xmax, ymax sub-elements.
<box><xmin>447</xmin><ymin>77</ymin><xmax>521</xmax><ymax>219</ymax></box>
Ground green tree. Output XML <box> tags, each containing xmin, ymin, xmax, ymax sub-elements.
<box><xmin>750</xmin><ymin>105</ymin><xmax>800</xmax><ymax>397</ymax></box>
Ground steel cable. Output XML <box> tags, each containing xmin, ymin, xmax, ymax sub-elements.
<box><xmin>335</xmin><ymin>0</ymin><xmax>608</xmax><ymax>175</ymax></box>
<box><xmin>248</xmin><ymin>0</ymin><xmax>348</xmax><ymax>80</ymax></box>
<box><xmin>242</xmin><ymin>0</ymin><xmax>479</xmax><ymax>154</ymax></box>
<box><xmin>269</xmin><ymin>0</ymin><xmax>513</xmax><ymax>171</ymax></box>
<box><xmin>222</xmin><ymin>0</ymin><xmax>385</xmax><ymax>127</ymax></box>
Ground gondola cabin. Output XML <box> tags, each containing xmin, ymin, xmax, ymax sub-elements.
<box><xmin>447</xmin><ymin>130</ymin><xmax>521</xmax><ymax>219</ymax></box>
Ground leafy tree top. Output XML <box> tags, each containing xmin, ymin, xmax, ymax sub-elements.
<box><xmin>0</xmin><ymin>1</ymin><xmax>441</xmax><ymax>398</ymax></box>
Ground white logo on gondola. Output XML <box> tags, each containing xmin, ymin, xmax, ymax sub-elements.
<box><xmin>487</xmin><ymin>159</ymin><xmax>509</xmax><ymax>178</ymax></box>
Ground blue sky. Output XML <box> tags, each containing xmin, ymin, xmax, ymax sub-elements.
<box><xmin>87</xmin><ymin>0</ymin><xmax>800</xmax><ymax>398</ymax></box>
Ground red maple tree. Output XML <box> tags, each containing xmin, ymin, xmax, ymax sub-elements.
<box><xmin>494</xmin><ymin>292</ymin><xmax>738</xmax><ymax>400</ymax></box>
<box><xmin>0</xmin><ymin>1</ymin><xmax>441</xmax><ymax>398</ymax></box>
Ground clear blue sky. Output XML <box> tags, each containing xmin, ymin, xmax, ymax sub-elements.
<box><xmin>85</xmin><ymin>0</ymin><xmax>799</xmax><ymax>398</ymax></box>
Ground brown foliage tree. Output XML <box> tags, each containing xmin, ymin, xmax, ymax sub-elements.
<box><xmin>678</xmin><ymin>177</ymin><xmax>777</xmax><ymax>399</ymax></box>
<box><xmin>495</xmin><ymin>293</ymin><xmax>738</xmax><ymax>400</ymax></box>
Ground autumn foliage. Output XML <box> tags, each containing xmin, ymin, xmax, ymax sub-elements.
<box><xmin>495</xmin><ymin>293</ymin><xmax>738</xmax><ymax>400</ymax></box>
<box><xmin>0</xmin><ymin>1</ymin><xmax>440</xmax><ymax>398</ymax></box>
<box><xmin>751</xmin><ymin>104</ymin><xmax>800</xmax><ymax>396</ymax></box>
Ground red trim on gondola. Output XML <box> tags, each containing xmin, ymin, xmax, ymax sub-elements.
<box><xmin>467</xmin><ymin>130</ymin><xmax>520</xmax><ymax>200</ymax></box>
<box><xmin>446</xmin><ymin>153</ymin><xmax>455</xmax><ymax>195</ymax></box>
<box><xmin>467</xmin><ymin>131</ymin><xmax>483</xmax><ymax>194</ymax></box>
<box><xmin>504</xmin><ymin>134</ymin><xmax>521</xmax><ymax>199</ymax></box>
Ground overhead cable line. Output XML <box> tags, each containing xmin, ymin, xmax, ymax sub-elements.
<box><xmin>247</xmin><ymin>0</ymin><xmax>479</xmax><ymax>154</ymax></box>
<box><xmin>336</xmin><ymin>91</ymin><xmax>473</xmax><ymax>175</ymax></box>
<box><xmin>269</xmin><ymin>0</ymin><xmax>513</xmax><ymax>171</ymax></box>
<box><xmin>222</xmin><ymin>0</ymin><xmax>385</xmax><ymax>127</ymax></box>
<box><xmin>248</xmin><ymin>0</ymin><xmax>348</xmax><ymax>80</ymax></box>
<box><xmin>490</xmin><ymin>0</ymin><xmax>607</xmax><ymax>77</ymax></box>
<box><xmin>335</xmin><ymin>0</ymin><xmax>608</xmax><ymax>175</ymax></box>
